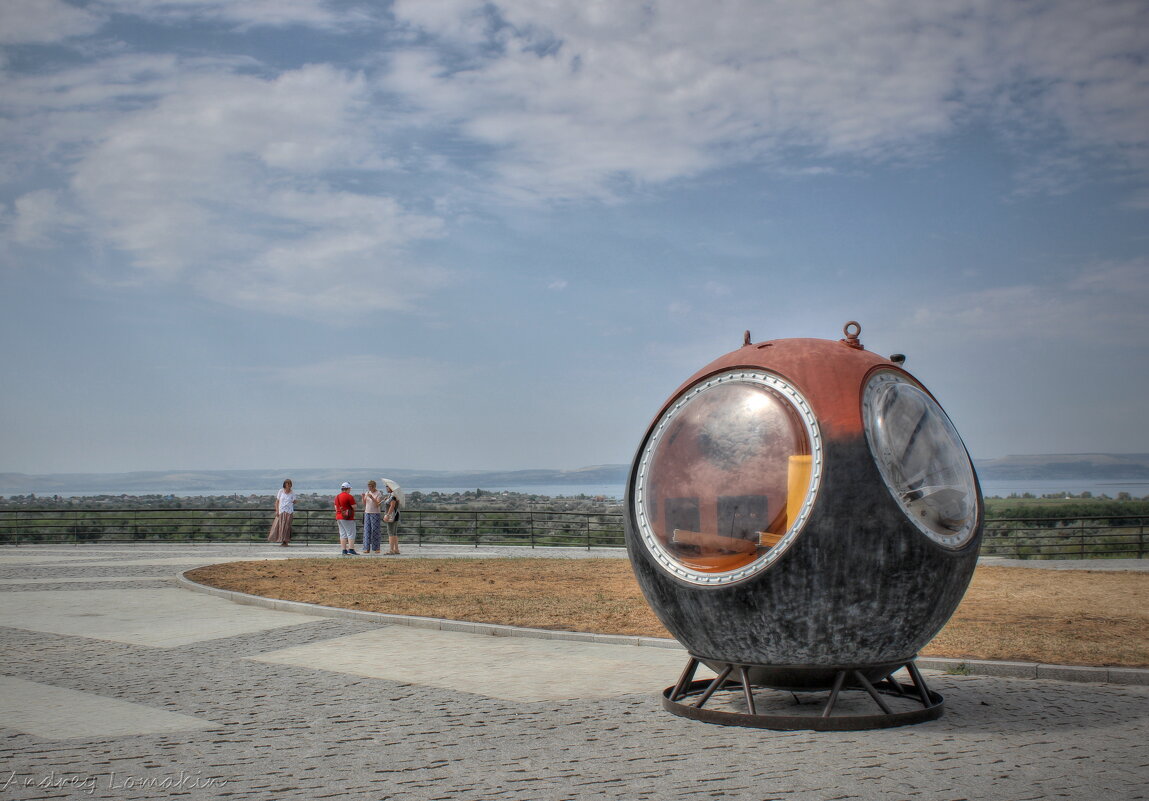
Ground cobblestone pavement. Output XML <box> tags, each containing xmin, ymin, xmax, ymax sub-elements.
<box><xmin>1</xmin><ymin>544</ymin><xmax>1147</xmax><ymax>801</ymax></box>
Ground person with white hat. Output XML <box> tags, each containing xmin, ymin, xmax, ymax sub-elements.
<box><xmin>335</xmin><ymin>482</ymin><xmax>358</xmax><ymax>555</ymax></box>
<box><xmin>381</xmin><ymin>478</ymin><xmax>404</xmax><ymax>555</ymax></box>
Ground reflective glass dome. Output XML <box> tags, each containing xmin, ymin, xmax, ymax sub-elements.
<box><xmin>633</xmin><ymin>371</ymin><xmax>822</xmax><ymax>585</ymax></box>
<box><xmin>863</xmin><ymin>371</ymin><xmax>979</xmax><ymax>549</ymax></box>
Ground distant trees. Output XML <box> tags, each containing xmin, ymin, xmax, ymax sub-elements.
<box><xmin>0</xmin><ymin>489</ymin><xmax>623</xmax><ymax>514</ymax></box>
<box><xmin>984</xmin><ymin>497</ymin><xmax>1149</xmax><ymax>520</ymax></box>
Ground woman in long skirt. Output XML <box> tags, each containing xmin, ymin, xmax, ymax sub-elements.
<box><xmin>268</xmin><ymin>479</ymin><xmax>296</xmax><ymax>546</ymax></box>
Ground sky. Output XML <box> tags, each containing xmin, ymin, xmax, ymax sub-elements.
<box><xmin>1</xmin><ymin>0</ymin><xmax>1147</xmax><ymax>476</ymax></box>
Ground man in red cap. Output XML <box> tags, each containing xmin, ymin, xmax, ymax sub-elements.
<box><xmin>335</xmin><ymin>482</ymin><xmax>358</xmax><ymax>555</ymax></box>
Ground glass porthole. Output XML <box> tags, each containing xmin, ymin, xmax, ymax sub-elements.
<box><xmin>863</xmin><ymin>371</ymin><xmax>979</xmax><ymax>549</ymax></box>
<box><xmin>633</xmin><ymin>371</ymin><xmax>822</xmax><ymax>586</ymax></box>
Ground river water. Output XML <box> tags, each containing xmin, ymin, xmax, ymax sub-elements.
<box><xmin>44</xmin><ymin>478</ymin><xmax>1149</xmax><ymax>501</ymax></box>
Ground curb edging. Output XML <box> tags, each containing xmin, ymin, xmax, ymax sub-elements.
<box><xmin>176</xmin><ymin>570</ymin><xmax>1149</xmax><ymax>687</ymax></box>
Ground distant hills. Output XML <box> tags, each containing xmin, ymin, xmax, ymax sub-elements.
<box><xmin>2</xmin><ymin>454</ymin><xmax>1148</xmax><ymax>496</ymax></box>
<box><xmin>973</xmin><ymin>453</ymin><xmax>1149</xmax><ymax>480</ymax></box>
<box><xmin>0</xmin><ymin>464</ymin><xmax>630</xmax><ymax>496</ymax></box>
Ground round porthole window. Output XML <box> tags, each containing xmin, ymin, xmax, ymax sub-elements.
<box><xmin>862</xmin><ymin>371</ymin><xmax>979</xmax><ymax>549</ymax></box>
<box><xmin>632</xmin><ymin>370</ymin><xmax>822</xmax><ymax>586</ymax></box>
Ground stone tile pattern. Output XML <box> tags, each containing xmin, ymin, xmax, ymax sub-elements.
<box><xmin>1</xmin><ymin>545</ymin><xmax>1147</xmax><ymax>800</ymax></box>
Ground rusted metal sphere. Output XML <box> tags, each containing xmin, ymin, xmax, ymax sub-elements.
<box><xmin>625</xmin><ymin>324</ymin><xmax>983</xmax><ymax>689</ymax></box>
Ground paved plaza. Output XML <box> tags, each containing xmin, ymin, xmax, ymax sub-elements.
<box><xmin>1</xmin><ymin>543</ymin><xmax>1146</xmax><ymax>800</ymax></box>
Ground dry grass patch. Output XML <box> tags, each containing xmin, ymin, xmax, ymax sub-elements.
<box><xmin>186</xmin><ymin>559</ymin><xmax>1149</xmax><ymax>668</ymax></box>
<box><xmin>188</xmin><ymin>558</ymin><xmax>660</xmax><ymax>635</ymax></box>
<box><xmin>925</xmin><ymin>566</ymin><xmax>1148</xmax><ymax>667</ymax></box>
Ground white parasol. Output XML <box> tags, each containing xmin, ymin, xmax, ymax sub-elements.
<box><xmin>380</xmin><ymin>478</ymin><xmax>405</xmax><ymax>507</ymax></box>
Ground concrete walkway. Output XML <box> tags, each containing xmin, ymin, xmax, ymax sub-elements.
<box><xmin>1</xmin><ymin>543</ymin><xmax>1147</xmax><ymax>800</ymax></box>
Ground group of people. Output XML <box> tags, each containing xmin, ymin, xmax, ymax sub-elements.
<box><xmin>267</xmin><ymin>478</ymin><xmax>404</xmax><ymax>555</ymax></box>
<box><xmin>335</xmin><ymin>479</ymin><xmax>403</xmax><ymax>555</ymax></box>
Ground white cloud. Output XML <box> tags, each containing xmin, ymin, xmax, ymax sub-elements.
<box><xmin>261</xmin><ymin>354</ymin><xmax>454</xmax><ymax>396</ymax></box>
<box><xmin>95</xmin><ymin>0</ymin><xmax>375</xmax><ymax>30</ymax></box>
<box><xmin>195</xmin><ymin>188</ymin><xmax>448</xmax><ymax>318</ymax></box>
<box><xmin>977</xmin><ymin>1</ymin><xmax>1149</xmax><ymax>194</ymax></box>
<box><xmin>385</xmin><ymin>0</ymin><xmax>1149</xmax><ymax>201</ymax></box>
<box><xmin>385</xmin><ymin>1</ymin><xmax>968</xmax><ymax>199</ymax></box>
<box><xmin>389</xmin><ymin>0</ymin><xmax>496</xmax><ymax>44</ymax></box>
<box><xmin>0</xmin><ymin>0</ymin><xmax>102</xmax><ymax>44</ymax></box>
<box><xmin>3</xmin><ymin>0</ymin><xmax>1147</xmax><ymax>324</ymax></box>
<box><xmin>987</xmin><ymin>2</ymin><xmax>1149</xmax><ymax>149</ymax></box>
<box><xmin>36</xmin><ymin>63</ymin><xmax>448</xmax><ymax>313</ymax></box>
<box><xmin>907</xmin><ymin>259</ymin><xmax>1149</xmax><ymax>347</ymax></box>
<box><xmin>0</xmin><ymin>53</ymin><xmax>255</xmax><ymax>189</ymax></box>
<box><xmin>1125</xmin><ymin>189</ymin><xmax>1149</xmax><ymax>210</ymax></box>
<box><xmin>7</xmin><ymin>190</ymin><xmax>83</xmax><ymax>247</ymax></box>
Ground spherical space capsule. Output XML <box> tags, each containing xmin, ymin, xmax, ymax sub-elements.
<box><xmin>625</xmin><ymin>323</ymin><xmax>983</xmax><ymax>728</ymax></box>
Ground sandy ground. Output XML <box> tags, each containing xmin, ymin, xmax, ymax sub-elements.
<box><xmin>187</xmin><ymin>559</ymin><xmax>1149</xmax><ymax>668</ymax></box>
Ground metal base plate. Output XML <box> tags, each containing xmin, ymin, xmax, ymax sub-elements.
<box><xmin>663</xmin><ymin>657</ymin><xmax>944</xmax><ymax>731</ymax></box>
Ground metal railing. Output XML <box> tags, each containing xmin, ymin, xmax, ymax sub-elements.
<box><xmin>0</xmin><ymin>508</ymin><xmax>626</xmax><ymax>550</ymax></box>
<box><xmin>0</xmin><ymin>509</ymin><xmax>1144</xmax><ymax>559</ymax></box>
<box><xmin>981</xmin><ymin>515</ymin><xmax>1148</xmax><ymax>559</ymax></box>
